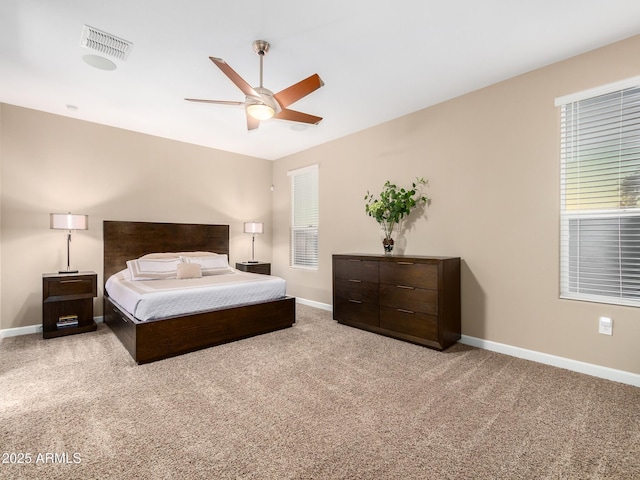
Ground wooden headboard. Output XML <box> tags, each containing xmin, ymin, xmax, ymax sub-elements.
<box><xmin>103</xmin><ymin>221</ymin><xmax>230</xmax><ymax>284</ymax></box>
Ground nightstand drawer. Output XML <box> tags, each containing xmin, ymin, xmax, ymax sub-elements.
<box><xmin>235</xmin><ymin>262</ymin><xmax>271</xmax><ymax>275</ymax></box>
<box><xmin>43</xmin><ymin>274</ymin><xmax>97</xmax><ymax>302</ymax></box>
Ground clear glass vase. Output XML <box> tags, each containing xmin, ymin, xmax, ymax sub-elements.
<box><xmin>380</xmin><ymin>225</ymin><xmax>395</xmax><ymax>255</ymax></box>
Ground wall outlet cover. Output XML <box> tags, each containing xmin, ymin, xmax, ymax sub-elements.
<box><xmin>599</xmin><ymin>316</ymin><xmax>613</xmax><ymax>336</ymax></box>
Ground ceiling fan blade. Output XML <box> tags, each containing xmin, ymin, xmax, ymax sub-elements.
<box><xmin>246</xmin><ymin>113</ymin><xmax>260</xmax><ymax>131</ymax></box>
<box><xmin>185</xmin><ymin>98</ymin><xmax>245</xmax><ymax>106</ymax></box>
<box><xmin>210</xmin><ymin>57</ymin><xmax>260</xmax><ymax>98</ymax></box>
<box><xmin>274</xmin><ymin>108</ymin><xmax>322</xmax><ymax>125</ymax></box>
<box><xmin>274</xmin><ymin>74</ymin><xmax>324</xmax><ymax>109</ymax></box>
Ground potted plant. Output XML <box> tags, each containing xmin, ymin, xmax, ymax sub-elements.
<box><xmin>364</xmin><ymin>177</ymin><xmax>428</xmax><ymax>254</ymax></box>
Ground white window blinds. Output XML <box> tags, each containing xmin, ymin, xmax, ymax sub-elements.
<box><xmin>288</xmin><ymin>164</ymin><xmax>319</xmax><ymax>269</ymax></box>
<box><xmin>558</xmin><ymin>83</ymin><xmax>640</xmax><ymax>307</ymax></box>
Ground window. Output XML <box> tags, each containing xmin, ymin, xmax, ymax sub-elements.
<box><xmin>288</xmin><ymin>164</ymin><xmax>319</xmax><ymax>269</ymax></box>
<box><xmin>557</xmin><ymin>79</ymin><xmax>640</xmax><ymax>307</ymax></box>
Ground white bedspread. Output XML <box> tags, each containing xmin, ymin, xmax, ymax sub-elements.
<box><xmin>105</xmin><ymin>269</ymin><xmax>287</xmax><ymax>321</ymax></box>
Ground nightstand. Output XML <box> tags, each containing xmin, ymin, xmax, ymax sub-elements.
<box><xmin>235</xmin><ymin>262</ymin><xmax>271</xmax><ymax>275</ymax></box>
<box><xmin>42</xmin><ymin>271</ymin><xmax>98</xmax><ymax>339</ymax></box>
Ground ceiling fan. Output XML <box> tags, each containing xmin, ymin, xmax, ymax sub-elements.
<box><xmin>186</xmin><ymin>40</ymin><xmax>324</xmax><ymax>131</ymax></box>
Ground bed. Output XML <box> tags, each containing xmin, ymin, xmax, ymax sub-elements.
<box><xmin>103</xmin><ymin>220</ymin><xmax>296</xmax><ymax>364</ymax></box>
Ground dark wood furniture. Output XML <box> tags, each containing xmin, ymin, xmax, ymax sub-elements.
<box><xmin>42</xmin><ymin>272</ymin><xmax>97</xmax><ymax>339</ymax></box>
<box><xmin>332</xmin><ymin>254</ymin><xmax>460</xmax><ymax>350</ymax></box>
<box><xmin>103</xmin><ymin>221</ymin><xmax>295</xmax><ymax>364</ymax></box>
<box><xmin>236</xmin><ymin>262</ymin><xmax>271</xmax><ymax>275</ymax></box>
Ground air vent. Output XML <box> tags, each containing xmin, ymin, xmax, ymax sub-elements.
<box><xmin>80</xmin><ymin>25</ymin><xmax>132</xmax><ymax>61</ymax></box>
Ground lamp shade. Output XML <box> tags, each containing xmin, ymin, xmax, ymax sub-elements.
<box><xmin>50</xmin><ymin>213</ymin><xmax>88</xmax><ymax>231</ymax></box>
<box><xmin>243</xmin><ymin>222</ymin><xmax>264</xmax><ymax>234</ymax></box>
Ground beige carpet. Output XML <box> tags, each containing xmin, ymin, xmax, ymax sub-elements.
<box><xmin>1</xmin><ymin>304</ymin><xmax>639</xmax><ymax>479</ymax></box>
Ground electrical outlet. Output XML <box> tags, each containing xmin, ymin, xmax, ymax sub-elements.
<box><xmin>599</xmin><ymin>316</ymin><xmax>613</xmax><ymax>335</ymax></box>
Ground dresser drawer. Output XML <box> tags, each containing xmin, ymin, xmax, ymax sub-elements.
<box><xmin>379</xmin><ymin>284</ymin><xmax>438</xmax><ymax>315</ymax></box>
<box><xmin>334</xmin><ymin>297</ymin><xmax>379</xmax><ymax>327</ymax></box>
<box><xmin>334</xmin><ymin>258</ymin><xmax>379</xmax><ymax>282</ymax></box>
<box><xmin>334</xmin><ymin>278</ymin><xmax>379</xmax><ymax>304</ymax></box>
<box><xmin>380</xmin><ymin>306</ymin><xmax>438</xmax><ymax>341</ymax></box>
<box><xmin>43</xmin><ymin>275</ymin><xmax>97</xmax><ymax>302</ymax></box>
<box><xmin>380</xmin><ymin>261</ymin><xmax>437</xmax><ymax>290</ymax></box>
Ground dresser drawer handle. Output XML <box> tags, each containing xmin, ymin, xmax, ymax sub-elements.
<box><xmin>348</xmin><ymin>279</ymin><xmax>362</xmax><ymax>283</ymax></box>
<box><xmin>397</xmin><ymin>261</ymin><xmax>415</xmax><ymax>265</ymax></box>
<box><xmin>348</xmin><ymin>299</ymin><xmax>362</xmax><ymax>304</ymax></box>
<box><xmin>397</xmin><ymin>308</ymin><xmax>415</xmax><ymax>314</ymax></box>
<box><xmin>59</xmin><ymin>279</ymin><xmax>83</xmax><ymax>284</ymax></box>
<box><xmin>347</xmin><ymin>259</ymin><xmax>361</xmax><ymax>262</ymax></box>
<box><xmin>397</xmin><ymin>285</ymin><xmax>414</xmax><ymax>290</ymax></box>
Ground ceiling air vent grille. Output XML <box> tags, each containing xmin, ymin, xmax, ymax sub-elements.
<box><xmin>80</xmin><ymin>25</ymin><xmax>132</xmax><ymax>61</ymax></box>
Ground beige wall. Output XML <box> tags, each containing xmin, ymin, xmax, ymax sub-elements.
<box><xmin>273</xmin><ymin>34</ymin><xmax>640</xmax><ymax>375</ymax></box>
<box><xmin>0</xmin><ymin>105</ymin><xmax>273</xmax><ymax>329</ymax></box>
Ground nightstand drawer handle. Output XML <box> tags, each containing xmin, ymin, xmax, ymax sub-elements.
<box><xmin>348</xmin><ymin>279</ymin><xmax>362</xmax><ymax>283</ymax></box>
<box><xmin>397</xmin><ymin>262</ymin><xmax>415</xmax><ymax>265</ymax></box>
<box><xmin>397</xmin><ymin>285</ymin><xmax>414</xmax><ymax>290</ymax></box>
<box><xmin>60</xmin><ymin>279</ymin><xmax>83</xmax><ymax>284</ymax></box>
<box><xmin>397</xmin><ymin>308</ymin><xmax>415</xmax><ymax>314</ymax></box>
<box><xmin>348</xmin><ymin>299</ymin><xmax>362</xmax><ymax>304</ymax></box>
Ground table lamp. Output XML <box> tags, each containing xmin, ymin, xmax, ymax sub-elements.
<box><xmin>50</xmin><ymin>213</ymin><xmax>88</xmax><ymax>274</ymax></box>
<box><xmin>243</xmin><ymin>222</ymin><xmax>264</xmax><ymax>263</ymax></box>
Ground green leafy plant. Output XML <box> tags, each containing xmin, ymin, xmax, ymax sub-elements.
<box><xmin>364</xmin><ymin>177</ymin><xmax>429</xmax><ymax>247</ymax></box>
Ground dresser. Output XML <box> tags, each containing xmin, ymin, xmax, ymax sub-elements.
<box><xmin>332</xmin><ymin>254</ymin><xmax>460</xmax><ymax>350</ymax></box>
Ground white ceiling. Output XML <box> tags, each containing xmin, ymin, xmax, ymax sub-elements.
<box><xmin>2</xmin><ymin>1</ymin><xmax>640</xmax><ymax>161</ymax></box>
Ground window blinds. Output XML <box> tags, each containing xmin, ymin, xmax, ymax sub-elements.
<box><xmin>288</xmin><ymin>164</ymin><xmax>319</xmax><ymax>269</ymax></box>
<box><xmin>559</xmin><ymin>85</ymin><xmax>640</xmax><ymax>306</ymax></box>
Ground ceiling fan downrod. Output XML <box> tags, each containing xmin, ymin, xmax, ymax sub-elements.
<box><xmin>252</xmin><ymin>40</ymin><xmax>269</xmax><ymax>88</ymax></box>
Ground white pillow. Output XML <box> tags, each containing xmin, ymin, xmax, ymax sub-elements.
<box><xmin>138</xmin><ymin>252</ymin><xmax>181</xmax><ymax>260</ymax></box>
<box><xmin>178</xmin><ymin>251</ymin><xmax>222</xmax><ymax>258</ymax></box>
<box><xmin>126</xmin><ymin>258</ymin><xmax>182</xmax><ymax>281</ymax></box>
<box><xmin>139</xmin><ymin>251</ymin><xmax>220</xmax><ymax>260</ymax></box>
<box><xmin>180</xmin><ymin>254</ymin><xmax>233</xmax><ymax>275</ymax></box>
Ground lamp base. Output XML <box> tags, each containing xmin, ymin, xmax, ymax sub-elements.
<box><xmin>59</xmin><ymin>269</ymin><xmax>79</xmax><ymax>274</ymax></box>
<box><xmin>246</xmin><ymin>260</ymin><xmax>259</xmax><ymax>264</ymax></box>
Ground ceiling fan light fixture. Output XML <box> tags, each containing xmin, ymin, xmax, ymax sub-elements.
<box><xmin>247</xmin><ymin>103</ymin><xmax>275</xmax><ymax>120</ymax></box>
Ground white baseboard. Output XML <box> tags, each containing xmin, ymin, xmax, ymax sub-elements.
<box><xmin>0</xmin><ymin>323</ymin><xmax>42</xmax><ymax>338</ymax></box>
<box><xmin>295</xmin><ymin>297</ymin><xmax>333</xmax><ymax>312</ymax></box>
<box><xmin>460</xmin><ymin>335</ymin><xmax>640</xmax><ymax>388</ymax></box>
<box><xmin>0</xmin><ymin>316</ymin><xmax>104</xmax><ymax>339</ymax></box>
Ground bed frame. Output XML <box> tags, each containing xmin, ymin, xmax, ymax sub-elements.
<box><xmin>103</xmin><ymin>220</ymin><xmax>296</xmax><ymax>364</ymax></box>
